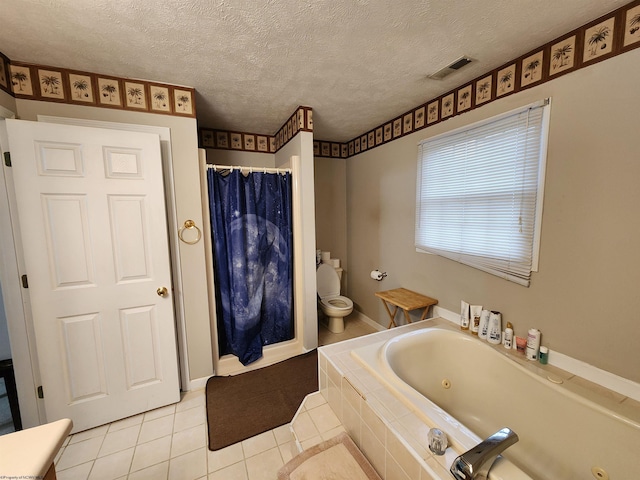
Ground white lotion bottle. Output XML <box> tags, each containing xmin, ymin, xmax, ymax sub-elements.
<box><xmin>503</xmin><ymin>322</ymin><xmax>514</xmax><ymax>349</ymax></box>
<box><xmin>478</xmin><ymin>309</ymin><xmax>491</xmax><ymax>340</ymax></box>
<box><xmin>487</xmin><ymin>311</ymin><xmax>502</xmax><ymax>344</ymax></box>
<box><xmin>460</xmin><ymin>301</ymin><xmax>470</xmax><ymax>330</ymax></box>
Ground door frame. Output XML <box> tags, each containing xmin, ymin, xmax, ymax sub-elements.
<box><xmin>0</xmin><ymin>108</ymin><xmax>46</xmax><ymax>428</ymax></box>
<box><xmin>0</xmin><ymin>114</ymin><xmax>189</xmax><ymax>428</ymax></box>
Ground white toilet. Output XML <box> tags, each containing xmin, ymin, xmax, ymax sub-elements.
<box><xmin>317</xmin><ymin>263</ymin><xmax>353</xmax><ymax>333</ymax></box>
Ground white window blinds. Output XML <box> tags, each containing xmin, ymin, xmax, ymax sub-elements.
<box><xmin>415</xmin><ymin>100</ymin><xmax>550</xmax><ymax>286</ymax></box>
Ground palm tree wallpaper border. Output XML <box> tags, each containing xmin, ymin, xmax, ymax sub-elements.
<box><xmin>583</xmin><ymin>17</ymin><xmax>616</xmax><ymax>63</ymax></box>
<box><xmin>0</xmin><ymin>54</ymin><xmax>8</xmax><ymax>90</ymax></box>
<box><xmin>173</xmin><ymin>89</ymin><xmax>193</xmax><ymax>115</ymax></box>
<box><xmin>97</xmin><ymin>76</ymin><xmax>124</xmax><ymax>107</ymax></box>
<box><xmin>38</xmin><ymin>69</ymin><xmax>65</xmax><ymax>100</ymax></box>
<box><xmin>200</xmin><ymin>106</ymin><xmax>313</xmax><ymax>155</ymax></box>
<box><xmin>124</xmin><ymin>81</ymin><xmax>148</xmax><ymax>110</ymax></box>
<box><xmin>624</xmin><ymin>4</ymin><xmax>640</xmax><ymax>46</ymax></box>
<box><xmin>550</xmin><ymin>35</ymin><xmax>577</xmax><ymax>77</ymax></box>
<box><xmin>457</xmin><ymin>84</ymin><xmax>472</xmax><ymax>113</ymax></box>
<box><xmin>69</xmin><ymin>72</ymin><xmax>95</xmax><ymax>104</ymax></box>
<box><xmin>475</xmin><ymin>75</ymin><xmax>493</xmax><ymax>106</ymax></box>
<box><xmin>149</xmin><ymin>84</ymin><xmax>171</xmax><ymax>113</ymax></box>
<box><xmin>8</xmin><ymin>64</ymin><xmax>34</xmax><ymax>96</ymax></box>
<box><xmin>330</xmin><ymin>0</ymin><xmax>640</xmax><ymax>160</ymax></box>
<box><xmin>520</xmin><ymin>51</ymin><xmax>544</xmax><ymax>88</ymax></box>
<box><xmin>1</xmin><ymin>61</ymin><xmax>195</xmax><ymax>118</ymax></box>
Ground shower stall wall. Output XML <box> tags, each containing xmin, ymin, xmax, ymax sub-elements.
<box><xmin>199</xmin><ymin>148</ymin><xmax>317</xmax><ymax>376</ymax></box>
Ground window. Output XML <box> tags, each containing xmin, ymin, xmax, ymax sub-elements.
<box><xmin>415</xmin><ymin>100</ymin><xmax>550</xmax><ymax>286</ymax></box>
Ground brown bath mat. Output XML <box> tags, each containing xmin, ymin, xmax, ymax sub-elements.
<box><xmin>205</xmin><ymin>349</ymin><xmax>318</xmax><ymax>450</ymax></box>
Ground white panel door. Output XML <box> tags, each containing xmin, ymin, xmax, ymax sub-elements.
<box><xmin>6</xmin><ymin>119</ymin><xmax>180</xmax><ymax>432</ymax></box>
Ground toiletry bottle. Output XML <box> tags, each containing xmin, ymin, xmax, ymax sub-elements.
<box><xmin>503</xmin><ymin>322</ymin><xmax>513</xmax><ymax>349</ymax></box>
<box><xmin>487</xmin><ymin>311</ymin><xmax>502</xmax><ymax>344</ymax></box>
<box><xmin>460</xmin><ymin>301</ymin><xmax>470</xmax><ymax>330</ymax></box>
<box><xmin>478</xmin><ymin>310</ymin><xmax>491</xmax><ymax>340</ymax></box>
<box><xmin>539</xmin><ymin>346</ymin><xmax>549</xmax><ymax>365</ymax></box>
<box><xmin>470</xmin><ymin>305</ymin><xmax>482</xmax><ymax>335</ymax></box>
<box><xmin>526</xmin><ymin>328</ymin><xmax>541</xmax><ymax>360</ymax></box>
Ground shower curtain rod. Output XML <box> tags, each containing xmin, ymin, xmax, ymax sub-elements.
<box><xmin>208</xmin><ymin>164</ymin><xmax>291</xmax><ymax>174</ymax></box>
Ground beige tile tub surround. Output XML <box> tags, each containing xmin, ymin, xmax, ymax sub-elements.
<box><xmin>317</xmin><ymin>321</ymin><xmax>450</xmax><ymax>480</ymax></box>
<box><xmin>313</xmin><ymin>317</ymin><xmax>640</xmax><ymax>480</ymax></box>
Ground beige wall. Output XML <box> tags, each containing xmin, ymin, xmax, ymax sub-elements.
<box><xmin>0</xmin><ymin>89</ymin><xmax>16</xmax><ymax>114</ymax></box>
<box><xmin>346</xmin><ymin>48</ymin><xmax>640</xmax><ymax>383</ymax></box>
<box><xmin>314</xmin><ymin>157</ymin><xmax>348</xmax><ymax>292</ymax></box>
<box><xmin>13</xmin><ymin>99</ymin><xmax>214</xmax><ymax>381</ymax></box>
<box><xmin>205</xmin><ymin>148</ymin><xmax>275</xmax><ymax>168</ymax></box>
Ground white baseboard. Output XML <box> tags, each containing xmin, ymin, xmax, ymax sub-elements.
<box><xmin>351</xmin><ymin>310</ymin><xmax>385</xmax><ymax>332</ymax></box>
<box><xmin>432</xmin><ymin>305</ymin><xmax>459</xmax><ymax>324</ymax></box>
<box><xmin>186</xmin><ymin>376</ymin><xmax>210</xmax><ymax>391</ymax></box>
<box><xmin>549</xmin><ymin>351</ymin><xmax>640</xmax><ymax>402</ymax></box>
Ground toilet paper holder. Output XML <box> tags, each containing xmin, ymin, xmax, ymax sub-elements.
<box><xmin>371</xmin><ymin>269</ymin><xmax>387</xmax><ymax>281</ymax></box>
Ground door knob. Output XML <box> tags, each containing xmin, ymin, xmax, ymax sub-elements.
<box><xmin>157</xmin><ymin>287</ymin><xmax>169</xmax><ymax>297</ymax></box>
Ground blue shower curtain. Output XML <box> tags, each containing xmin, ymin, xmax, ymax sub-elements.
<box><xmin>208</xmin><ymin>169</ymin><xmax>293</xmax><ymax>365</ymax></box>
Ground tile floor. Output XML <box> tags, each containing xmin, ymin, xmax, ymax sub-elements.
<box><xmin>317</xmin><ymin>312</ymin><xmax>379</xmax><ymax>346</ymax></box>
<box><xmin>53</xmin><ymin>316</ymin><xmax>378</xmax><ymax>480</ymax></box>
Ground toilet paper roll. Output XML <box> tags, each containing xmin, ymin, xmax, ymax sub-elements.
<box><xmin>321</xmin><ymin>251</ymin><xmax>331</xmax><ymax>263</ymax></box>
<box><xmin>371</xmin><ymin>270</ymin><xmax>383</xmax><ymax>280</ymax></box>
<box><xmin>330</xmin><ymin>258</ymin><xmax>340</xmax><ymax>268</ymax></box>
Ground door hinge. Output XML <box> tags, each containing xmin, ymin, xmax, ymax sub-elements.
<box><xmin>3</xmin><ymin>152</ymin><xmax>10</xmax><ymax>167</ymax></box>
<box><xmin>21</xmin><ymin>274</ymin><xmax>28</xmax><ymax>288</ymax></box>
<box><xmin>37</xmin><ymin>385</ymin><xmax>44</xmax><ymax>398</ymax></box>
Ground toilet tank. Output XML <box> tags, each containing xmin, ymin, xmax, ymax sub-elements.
<box><xmin>335</xmin><ymin>267</ymin><xmax>343</xmax><ymax>283</ymax></box>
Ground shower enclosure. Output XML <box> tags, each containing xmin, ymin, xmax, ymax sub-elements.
<box><xmin>207</xmin><ymin>165</ymin><xmax>293</xmax><ymax>366</ymax></box>
<box><xmin>199</xmin><ymin>148</ymin><xmax>317</xmax><ymax>376</ymax></box>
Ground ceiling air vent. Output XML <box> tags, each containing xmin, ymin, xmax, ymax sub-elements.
<box><xmin>428</xmin><ymin>56</ymin><xmax>473</xmax><ymax>80</ymax></box>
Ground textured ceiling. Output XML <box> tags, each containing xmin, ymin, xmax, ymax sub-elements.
<box><xmin>0</xmin><ymin>0</ymin><xmax>629</xmax><ymax>142</ymax></box>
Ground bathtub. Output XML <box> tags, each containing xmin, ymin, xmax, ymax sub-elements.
<box><xmin>352</xmin><ymin>326</ymin><xmax>640</xmax><ymax>479</ymax></box>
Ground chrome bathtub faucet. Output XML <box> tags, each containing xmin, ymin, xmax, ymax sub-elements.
<box><xmin>450</xmin><ymin>427</ymin><xmax>519</xmax><ymax>480</ymax></box>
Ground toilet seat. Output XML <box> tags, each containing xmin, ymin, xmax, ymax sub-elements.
<box><xmin>316</xmin><ymin>263</ymin><xmax>353</xmax><ymax>333</ymax></box>
<box><xmin>316</xmin><ymin>263</ymin><xmax>341</xmax><ymax>298</ymax></box>
<box><xmin>320</xmin><ymin>295</ymin><xmax>353</xmax><ymax>312</ymax></box>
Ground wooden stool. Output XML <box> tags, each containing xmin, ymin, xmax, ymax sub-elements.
<box><xmin>0</xmin><ymin>358</ymin><xmax>22</xmax><ymax>431</ymax></box>
<box><xmin>375</xmin><ymin>288</ymin><xmax>438</xmax><ymax>328</ymax></box>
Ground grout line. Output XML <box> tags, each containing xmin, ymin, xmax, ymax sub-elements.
<box><xmin>50</xmin><ymin>323</ymin><xmax>374</xmax><ymax>479</ymax></box>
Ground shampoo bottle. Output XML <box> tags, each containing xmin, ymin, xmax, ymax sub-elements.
<box><xmin>460</xmin><ymin>301</ymin><xmax>470</xmax><ymax>330</ymax></box>
<box><xmin>526</xmin><ymin>329</ymin><xmax>541</xmax><ymax>360</ymax></box>
<box><xmin>503</xmin><ymin>322</ymin><xmax>514</xmax><ymax>349</ymax></box>
<box><xmin>478</xmin><ymin>310</ymin><xmax>491</xmax><ymax>340</ymax></box>
<box><xmin>487</xmin><ymin>311</ymin><xmax>502</xmax><ymax>344</ymax></box>
<box><xmin>470</xmin><ymin>305</ymin><xmax>482</xmax><ymax>335</ymax></box>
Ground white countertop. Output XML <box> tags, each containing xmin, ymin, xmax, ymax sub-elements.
<box><xmin>0</xmin><ymin>418</ymin><xmax>73</xmax><ymax>476</ymax></box>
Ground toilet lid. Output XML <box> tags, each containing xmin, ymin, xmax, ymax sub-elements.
<box><xmin>316</xmin><ymin>263</ymin><xmax>340</xmax><ymax>298</ymax></box>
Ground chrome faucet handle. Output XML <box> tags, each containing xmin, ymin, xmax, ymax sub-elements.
<box><xmin>450</xmin><ymin>427</ymin><xmax>519</xmax><ymax>480</ymax></box>
<box><xmin>428</xmin><ymin>428</ymin><xmax>448</xmax><ymax>455</ymax></box>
